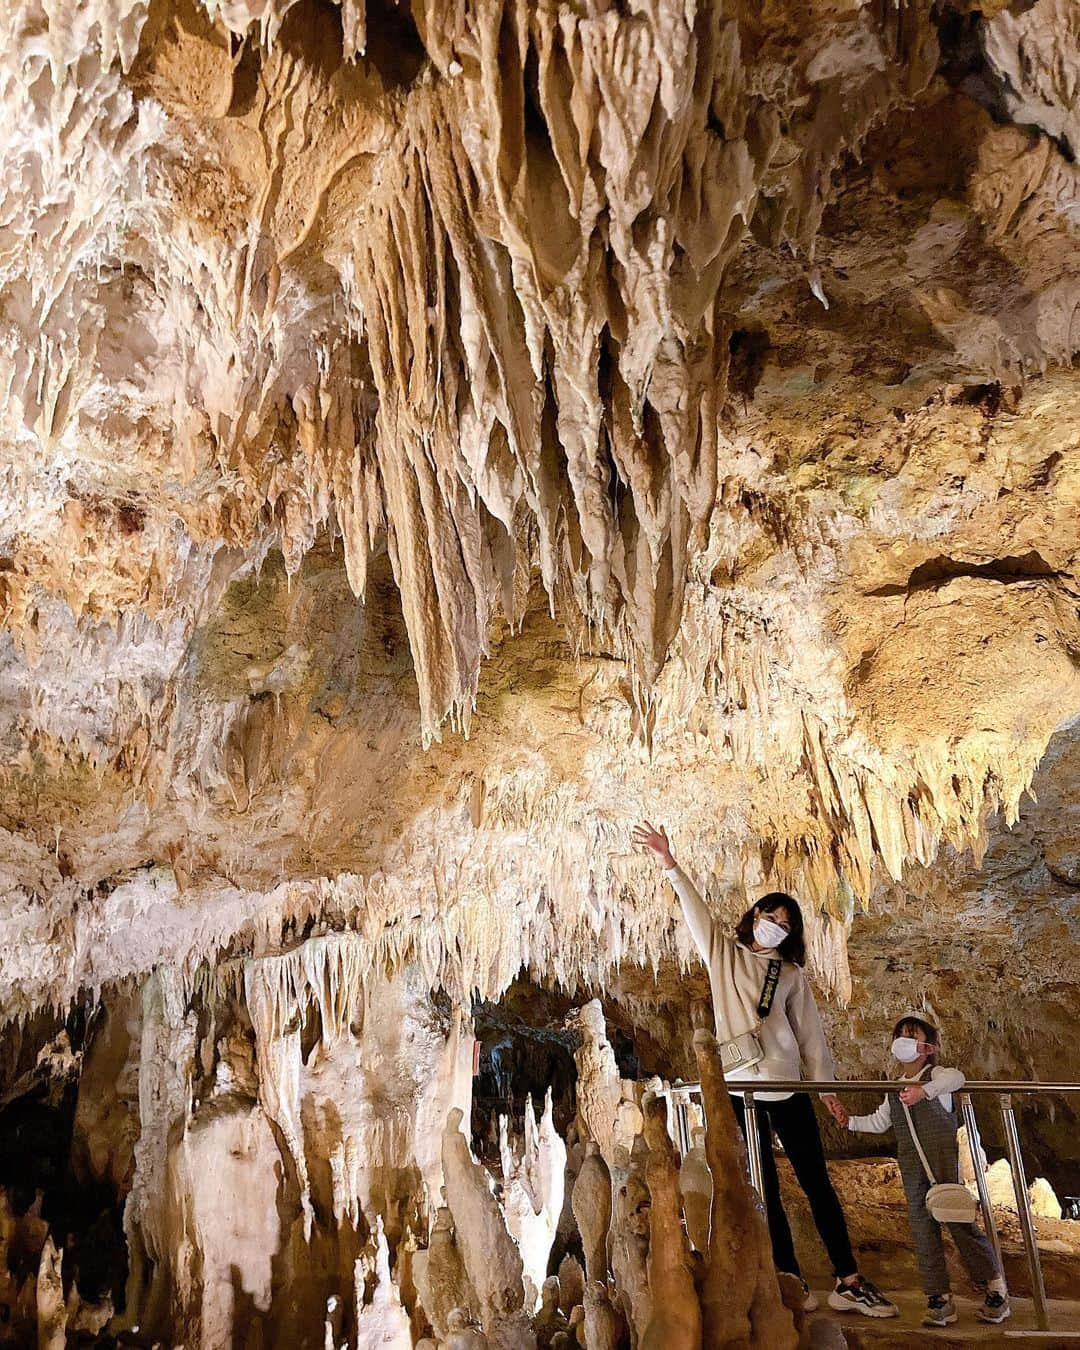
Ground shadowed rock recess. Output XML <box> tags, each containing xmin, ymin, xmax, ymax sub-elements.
<box><xmin>0</xmin><ymin>0</ymin><xmax>1078</xmax><ymax>1345</ymax></box>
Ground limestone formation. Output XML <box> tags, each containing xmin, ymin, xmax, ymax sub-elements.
<box><xmin>354</xmin><ymin>1218</ymin><xmax>413</xmax><ymax>1350</ymax></box>
<box><xmin>498</xmin><ymin>1091</ymin><xmax>566</xmax><ymax>1312</ymax></box>
<box><xmin>35</xmin><ymin>1238</ymin><xmax>66</xmax><ymax>1350</ymax></box>
<box><xmin>1</xmin><ymin>0</ymin><xmax>1080</xmax><ymax>1344</ymax></box>
<box><xmin>571</xmin><ymin>1144</ymin><xmax>612</xmax><ymax>1289</ymax></box>
<box><xmin>610</xmin><ymin>1152</ymin><xmax>653</xmax><ymax>1348</ymax></box>
<box><xmin>678</xmin><ymin>1129</ymin><xmax>712</xmax><ymax>1255</ymax></box>
<box><xmin>441</xmin><ymin>1109</ymin><xmax>536</xmax><ymax>1350</ymax></box>
<box><xmin>414</xmin><ymin>1207</ymin><xmax>474</xmax><ymax>1343</ymax></box>
<box><xmin>639</xmin><ymin>1094</ymin><xmax>701</xmax><ymax>1350</ymax></box>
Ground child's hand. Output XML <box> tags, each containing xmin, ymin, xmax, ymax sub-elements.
<box><xmin>823</xmin><ymin>1094</ymin><xmax>849</xmax><ymax>1128</ymax></box>
<box><xmin>899</xmin><ymin>1084</ymin><xmax>927</xmax><ymax>1106</ymax></box>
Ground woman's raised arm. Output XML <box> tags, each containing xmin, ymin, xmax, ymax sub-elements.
<box><xmin>633</xmin><ymin>821</ymin><xmax>715</xmax><ymax>963</ymax></box>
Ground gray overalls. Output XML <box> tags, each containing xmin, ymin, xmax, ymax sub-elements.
<box><xmin>891</xmin><ymin>1069</ymin><xmax>998</xmax><ymax>1297</ymax></box>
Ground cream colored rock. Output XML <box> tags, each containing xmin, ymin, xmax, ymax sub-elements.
<box><xmin>0</xmin><ymin>1</ymin><xmax>1079</xmax><ymax>1345</ymax></box>
<box><xmin>986</xmin><ymin>1159</ymin><xmax>1019</xmax><ymax>1212</ymax></box>
<box><xmin>414</xmin><ymin>1207</ymin><xmax>474</xmax><ymax>1342</ymax></box>
<box><xmin>678</xmin><ymin>1133</ymin><xmax>712</xmax><ymax>1255</ymax></box>
<box><xmin>498</xmin><ymin>1091</ymin><xmax>566</xmax><ymax>1313</ymax></box>
<box><xmin>1030</xmin><ymin>1177</ymin><xmax>1064</xmax><ymax>1220</ymax></box>
<box><xmin>441</xmin><ymin>1109</ymin><xmax>536</xmax><ymax>1350</ymax></box>
<box><xmin>354</xmin><ymin>1218</ymin><xmax>413</xmax><ymax>1350</ymax></box>
<box><xmin>571</xmin><ymin>1144</ymin><xmax>612</xmax><ymax>1287</ymax></box>
<box><xmin>611</xmin><ymin>1156</ymin><xmax>652</xmax><ymax>1348</ymax></box>
<box><xmin>35</xmin><ymin>1238</ymin><xmax>66</xmax><ymax>1350</ymax></box>
<box><xmin>183</xmin><ymin>1102</ymin><xmax>281</xmax><ymax>1348</ymax></box>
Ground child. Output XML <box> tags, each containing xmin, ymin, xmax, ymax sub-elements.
<box><xmin>835</xmin><ymin>1015</ymin><xmax>1010</xmax><ymax>1327</ymax></box>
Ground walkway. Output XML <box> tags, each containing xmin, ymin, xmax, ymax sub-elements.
<box><xmin>810</xmin><ymin>1289</ymin><xmax>1080</xmax><ymax>1347</ymax></box>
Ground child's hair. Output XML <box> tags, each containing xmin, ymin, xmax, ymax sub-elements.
<box><xmin>893</xmin><ymin>1015</ymin><xmax>939</xmax><ymax>1060</ymax></box>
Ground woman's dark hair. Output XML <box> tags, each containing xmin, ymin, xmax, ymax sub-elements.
<box><xmin>735</xmin><ymin>891</ymin><xmax>806</xmax><ymax>966</ymax></box>
<box><xmin>893</xmin><ymin>1015</ymin><xmax>939</xmax><ymax>1059</ymax></box>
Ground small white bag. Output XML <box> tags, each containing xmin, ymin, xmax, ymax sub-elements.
<box><xmin>900</xmin><ymin>1098</ymin><xmax>981</xmax><ymax>1225</ymax></box>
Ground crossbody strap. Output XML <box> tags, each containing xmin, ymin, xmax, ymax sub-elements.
<box><xmin>899</xmin><ymin>1068</ymin><xmax>937</xmax><ymax>1187</ymax></box>
<box><xmin>756</xmin><ymin>959</ymin><xmax>783</xmax><ymax>1019</ymax></box>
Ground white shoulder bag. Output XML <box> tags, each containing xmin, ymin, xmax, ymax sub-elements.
<box><xmin>900</xmin><ymin>1096</ymin><xmax>980</xmax><ymax>1225</ymax></box>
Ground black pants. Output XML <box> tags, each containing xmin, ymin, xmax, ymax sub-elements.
<box><xmin>731</xmin><ymin>1092</ymin><xmax>857</xmax><ymax>1281</ymax></box>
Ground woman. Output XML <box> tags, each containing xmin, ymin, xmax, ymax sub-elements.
<box><xmin>634</xmin><ymin>821</ymin><xmax>897</xmax><ymax>1320</ymax></box>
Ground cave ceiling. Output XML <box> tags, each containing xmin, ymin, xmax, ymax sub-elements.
<box><xmin>1</xmin><ymin>0</ymin><xmax>1078</xmax><ymax>1018</ymax></box>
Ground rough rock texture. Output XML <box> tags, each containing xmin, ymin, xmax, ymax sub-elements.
<box><xmin>2</xmin><ymin>0</ymin><xmax>1080</xmax><ymax>1344</ymax></box>
<box><xmin>2</xmin><ymin>0</ymin><xmax>1079</xmax><ymax>1029</ymax></box>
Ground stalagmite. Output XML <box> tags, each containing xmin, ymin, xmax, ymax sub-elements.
<box><xmin>610</xmin><ymin>1146</ymin><xmax>653</xmax><ymax>1348</ymax></box>
<box><xmin>414</xmin><ymin>1207</ymin><xmax>474</xmax><ymax>1342</ymax></box>
<box><xmin>441</xmin><ymin>1109</ymin><xmax>536</xmax><ymax>1350</ymax></box>
<box><xmin>583</xmin><ymin>1281</ymin><xmax>625</xmax><ymax>1350</ymax></box>
<box><xmin>572</xmin><ymin>1004</ymin><xmax>628</xmax><ymax>1170</ymax></box>
<box><xmin>571</xmin><ymin>1142</ymin><xmax>613</xmax><ymax>1289</ymax></box>
<box><xmin>498</xmin><ymin>1091</ymin><xmax>566</xmax><ymax>1311</ymax></box>
<box><xmin>354</xmin><ymin>1217</ymin><xmax>413</xmax><ymax>1350</ymax></box>
<box><xmin>678</xmin><ymin>1128</ymin><xmax>712</xmax><ymax>1255</ymax></box>
<box><xmin>556</xmin><ymin>1256</ymin><xmax>585</xmax><ymax>1318</ymax></box>
<box><xmin>534</xmin><ymin>1278</ymin><xmax>569</xmax><ymax>1347</ymax></box>
<box><xmin>693</xmin><ymin>1030</ymin><xmax>797</xmax><ymax>1350</ymax></box>
<box><xmin>639</xmin><ymin>1094</ymin><xmax>701</xmax><ymax>1350</ymax></box>
<box><xmin>3</xmin><ymin>0</ymin><xmax>1080</xmax><ymax>1344</ymax></box>
<box><xmin>35</xmin><ymin>1238</ymin><xmax>66</xmax><ymax>1350</ymax></box>
<box><xmin>444</xmin><ymin>1307</ymin><xmax>491</xmax><ymax>1349</ymax></box>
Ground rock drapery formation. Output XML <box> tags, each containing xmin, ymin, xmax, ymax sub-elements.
<box><xmin>1</xmin><ymin>0</ymin><xmax>1080</xmax><ymax>1344</ymax></box>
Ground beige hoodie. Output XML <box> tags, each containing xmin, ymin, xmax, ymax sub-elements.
<box><xmin>664</xmin><ymin>864</ymin><xmax>836</xmax><ymax>1103</ymax></box>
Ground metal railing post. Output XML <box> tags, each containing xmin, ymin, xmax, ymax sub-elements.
<box><xmin>742</xmin><ymin>1091</ymin><xmax>766</xmax><ymax>1202</ymax></box>
<box><xmin>675</xmin><ymin>1098</ymin><xmax>691</xmax><ymax>1157</ymax></box>
<box><xmin>960</xmin><ymin>1092</ymin><xmax>1005</xmax><ymax>1283</ymax></box>
<box><xmin>999</xmin><ymin>1094</ymin><xmax>1050</xmax><ymax>1333</ymax></box>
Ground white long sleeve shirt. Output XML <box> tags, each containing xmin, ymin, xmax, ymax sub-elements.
<box><xmin>847</xmin><ymin>1064</ymin><xmax>966</xmax><ymax>1133</ymax></box>
<box><xmin>664</xmin><ymin>864</ymin><xmax>836</xmax><ymax>1103</ymax></box>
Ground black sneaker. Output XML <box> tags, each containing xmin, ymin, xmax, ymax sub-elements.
<box><xmin>827</xmin><ymin>1276</ymin><xmax>899</xmax><ymax>1318</ymax></box>
<box><xmin>977</xmin><ymin>1290</ymin><xmax>1011</xmax><ymax>1324</ymax></box>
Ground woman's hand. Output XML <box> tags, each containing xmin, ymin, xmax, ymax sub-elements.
<box><xmin>899</xmin><ymin>1084</ymin><xmax>927</xmax><ymax>1106</ymax></box>
<box><xmin>633</xmin><ymin>821</ymin><xmax>675</xmax><ymax>869</ymax></box>
<box><xmin>822</xmin><ymin>1094</ymin><xmax>849</xmax><ymax>1128</ymax></box>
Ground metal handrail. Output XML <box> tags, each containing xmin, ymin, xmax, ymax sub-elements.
<box><xmin>660</xmin><ymin>1077</ymin><xmax>1080</xmax><ymax>1338</ymax></box>
<box><xmin>681</xmin><ymin>1078</ymin><xmax>1080</xmax><ymax>1094</ymax></box>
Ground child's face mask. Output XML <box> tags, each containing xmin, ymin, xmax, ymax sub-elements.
<box><xmin>891</xmin><ymin>1036</ymin><xmax>923</xmax><ymax>1063</ymax></box>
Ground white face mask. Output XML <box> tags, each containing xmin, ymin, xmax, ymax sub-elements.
<box><xmin>891</xmin><ymin>1036</ymin><xmax>922</xmax><ymax>1063</ymax></box>
<box><xmin>753</xmin><ymin>917</ymin><xmax>789</xmax><ymax>950</ymax></box>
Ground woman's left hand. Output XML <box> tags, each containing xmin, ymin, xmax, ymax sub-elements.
<box><xmin>899</xmin><ymin>1084</ymin><xmax>927</xmax><ymax>1106</ymax></box>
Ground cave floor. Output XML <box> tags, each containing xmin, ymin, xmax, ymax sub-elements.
<box><xmin>810</xmin><ymin>1291</ymin><xmax>1080</xmax><ymax>1347</ymax></box>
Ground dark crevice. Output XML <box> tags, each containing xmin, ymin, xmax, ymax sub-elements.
<box><xmin>932</xmin><ymin>2</ymin><xmax>1076</xmax><ymax>162</ymax></box>
<box><xmin>866</xmin><ymin>550</ymin><xmax>1061</xmax><ymax>597</ymax></box>
<box><xmin>728</xmin><ymin>326</ymin><xmax>771</xmax><ymax>407</ymax></box>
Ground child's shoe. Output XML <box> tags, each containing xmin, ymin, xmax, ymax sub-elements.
<box><xmin>977</xmin><ymin>1288</ymin><xmax>1011</xmax><ymax>1323</ymax></box>
<box><xmin>922</xmin><ymin>1294</ymin><xmax>958</xmax><ymax>1327</ymax></box>
<box><xmin>827</xmin><ymin>1276</ymin><xmax>899</xmax><ymax>1318</ymax></box>
<box><xmin>800</xmin><ymin>1279</ymin><xmax>819</xmax><ymax>1312</ymax></box>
